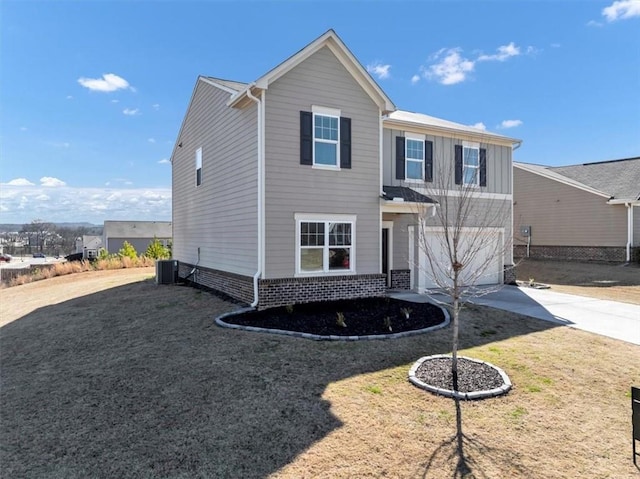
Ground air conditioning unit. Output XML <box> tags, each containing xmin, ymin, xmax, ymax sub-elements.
<box><xmin>156</xmin><ymin>259</ymin><xmax>178</xmax><ymax>285</ymax></box>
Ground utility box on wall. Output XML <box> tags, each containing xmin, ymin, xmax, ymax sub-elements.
<box><xmin>520</xmin><ymin>225</ymin><xmax>532</xmax><ymax>237</ymax></box>
<box><xmin>156</xmin><ymin>260</ymin><xmax>178</xmax><ymax>285</ymax></box>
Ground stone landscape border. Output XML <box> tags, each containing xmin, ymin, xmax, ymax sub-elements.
<box><xmin>408</xmin><ymin>354</ymin><xmax>512</xmax><ymax>400</ymax></box>
<box><xmin>215</xmin><ymin>304</ymin><xmax>450</xmax><ymax>341</ymax></box>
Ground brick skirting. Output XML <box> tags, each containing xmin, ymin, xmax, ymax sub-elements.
<box><xmin>177</xmin><ymin>262</ymin><xmax>387</xmax><ymax>310</ymax></box>
<box><xmin>514</xmin><ymin>245</ymin><xmax>639</xmax><ymax>263</ymax></box>
<box><xmin>258</xmin><ymin>274</ymin><xmax>387</xmax><ymax>310</ymax></box>
<box><xmin>177</xmin><ymin>263</ymin><xmax>254</xmax><ymax>305</ymax></box>
<box><xmin>390</xmin><ymin>269</ymin><xmax>411</xmax><ymax>290</ymax></box>
<box><xmin>503</xmin><ymin>264</ymin><xmax>517</xmax><ymax>285</ymax></box>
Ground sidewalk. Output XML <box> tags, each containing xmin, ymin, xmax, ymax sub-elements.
<box><xmin>390</xmin><ymin>285</ymin><xmax>640</xmax><ymax>346</ymax></box>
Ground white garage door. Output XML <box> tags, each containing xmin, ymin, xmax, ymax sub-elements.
<box><xmin>417</xmin><ymin>227</ymin><xmax>503</xmax><ymax>291</ymax></box>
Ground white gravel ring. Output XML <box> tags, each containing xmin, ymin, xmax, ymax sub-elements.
<box><xmin>408</xmin><ymin>354</ymin><xmax>512</xmax><ymax>400</ymax></box>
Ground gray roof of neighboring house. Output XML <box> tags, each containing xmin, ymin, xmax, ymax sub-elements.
<box><xmin>516</xmin><ymin>157</ymin><xmax>640</xmax><ymax>201</ymax></box>
<box><xmin>382</xmin><ymin>186</ymin><xmax>436</xmax><ymax>203</ymax></box>
<box><xmin>103</xmin><ymin>221</ymin><xmax>172</xmax><ymax>238</ymax></box>
<box><xmin>550</xmin><ymin>157</ymin><xmax>640</xmax><ymax>201</ymax></box>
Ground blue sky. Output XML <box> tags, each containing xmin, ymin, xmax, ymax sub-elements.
<box><xmin>1</xmin><ymin>0</ymin><xmax>639</xmax><ymax>225</ymax></box>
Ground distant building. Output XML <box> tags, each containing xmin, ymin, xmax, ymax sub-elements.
<box><xmin>102</xmin><ymin>221</ymin><xmax>172</xmax><ymax>255</ymax></box>
<box><xmin>75</xmin><ymin>235</ymin><xmax>102</xmax><ymax>259</ymax></box>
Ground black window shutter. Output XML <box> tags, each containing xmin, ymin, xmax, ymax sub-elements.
<box><xmin>479</xmin><ymin>148</ymin><xmax>487</xmax><ymax>187</ymax></box>
<box><xmin>395</xmin><ymin>136</ymin><xmax>405</xmax><ymax>180</ymax></box>
<box><xmin>300</xmin><ymin>111</ymin><xmax>312</xmax><ymax>165</ymax></box>
<box><xmin>340</xmin><ymin>117</ymin><xmax>351</xmax><ymax>169</ymax></box>
<box><xmin>424</xmin><ymin>140</ymin><xmax>433</xmax><ymax>182</ymax></box>
<box><xmin>454</xmin><ymin>144</ymin><xmax>463</xmax><ymax>185</ymax></box>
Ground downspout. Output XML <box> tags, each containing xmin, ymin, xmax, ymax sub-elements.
<box><xmin>245</xmin><ymin>85</ymin><xmax>265</xmax><ymax>307</ymax></box>
<box><xmin>626</xmin><ymin>203</ymin><xmax>633</xmax><ymax>263</ymax></box>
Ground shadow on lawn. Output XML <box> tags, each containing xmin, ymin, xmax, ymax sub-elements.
<box><xmin>0</xmin><ymin>280</ymin><xmax>560</xmax><ymax>479</ymax></box>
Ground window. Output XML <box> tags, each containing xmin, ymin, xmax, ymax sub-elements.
<box><xmin>195</xmin><ymin>147</ymin><xmax>202</xmax><ymax>186</ymax></box>
<box><xmin>296</xmin><ymin>214</ymin><xmax>355</xmax><ymax>274</ymax></box>
<box><xmin>455</xmin><ymin>143</ymin><xmax>486</xmax><ymax>187</ymax></box>
<box><xmin>314</xmin><ymin>114</ymin><xmax>339</xmax><ymax>166</ymax></box>
<box><xmin>463</xmin><ymin>144</ymin><xmax>479</xmax><ymax>185</ymax></box>
<box><xmin>405</xmin><ymin>138</ymin><xmax>424</xmax><ymax>180</ymax></box>
<box><xmin>300</xmin><ymin>107</ymin><xmax>351</xmax><ymax>169</ymax></box>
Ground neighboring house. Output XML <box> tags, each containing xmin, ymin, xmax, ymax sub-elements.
<box><xmin>514</xmin><ymin>157</ymin><xmax>640</xmax><ymax>262</ymax></box>
<box><xmin>75</xmin><ymin>235</ymin><xmax>102</xmax><ymax>259</ymax></box>
<box><xmin>171</xmin><ymin>30</ymin><xmax>520</xmax><ymax>309</ymax></box>
<box><xmin>102</xmin><ymin>221</ymin><xmax>172</xmax><ymax>255</ymax></box>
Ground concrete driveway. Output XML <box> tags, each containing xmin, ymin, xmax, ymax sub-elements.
<box><xmin>391</xmin><ymin>286</ymin><xmax>640</xmax><ymax>346</ymax></box>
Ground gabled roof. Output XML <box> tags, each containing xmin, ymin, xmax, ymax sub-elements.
<box><xmin>227</xmin><ymin>29</ymin><xmax>396</xmax><ymax>112</ymax></box>
<box><xmin>203</xmin><ymin>77</ymin><xmax>248</xmax><ymax>93</ymax></box>
<box><xmin>384</xmin><ymin>110</ymin><xmax>521</xmax><ymax>147</ymax></box>
<box><xmin>514</xmin><ymin>157</ymin><xmax>640</xmax><ymax>201</ymax></box>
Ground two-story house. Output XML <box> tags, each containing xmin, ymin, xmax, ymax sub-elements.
<box><xmin>171</xmin><ymin>30</ymin><xmax>520</xmax><ymax>310</ymax></box>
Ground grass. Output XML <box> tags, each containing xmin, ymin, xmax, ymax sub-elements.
<box><xmin>1</xmin><ymin>269</ymin><xmax>639</xmax><ymax>478</ymax></box>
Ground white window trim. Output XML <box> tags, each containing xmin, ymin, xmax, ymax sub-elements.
<box><xmin>462</xmin><ymin>141</ymin><xmax>480</xmax><ymax>186</ymax></box>
<box><xmin>312</xmin><ymin>105</ymin><xmax>341</xmax><ymax>170</ymax></box>
<box><xmin>195</xmin><ymin>147</ymin><xmax>203</xmax><ymax>187</ymax></box>
<box><xmin>295</xmin><ymin>213</ymin><xmax>356</xmax><ymax>276</ymax></box>
<box><xmin>405</xmin><ymin>133</ymin><xmax>425</xmax><ymax>182</ymax></box>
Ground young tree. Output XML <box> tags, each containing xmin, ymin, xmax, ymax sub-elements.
<box><xmin>118</xmin><ymin>241</ymin><xmax>138</xmax><ymax>260</ymax></box>
<box><xmin>412</xmin><ymin>140</ymin><xmax>514</xmax><ymax>472</ymax></box>
<box><xmin>144</xmin><ymin>237</ymin><xmax>171</xmax><ymax>260</ymax></box>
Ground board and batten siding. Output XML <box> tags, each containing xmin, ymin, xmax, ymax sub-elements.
<box><xmin>172</xmin><ymin>80</ymin><xmax>259</xmax><ymax>276</ymax></box>
<box><xmin>263</xmin><ymin>46</ymin><xmax>381</xmax><ymax>279</ymax></box>
<box><xmin>513</xmin><ymin>167</ymin><xmax>628</xmax><ymax>247</ymax></box>
<box><xmin>382</xmin><ymin>129</ymin><xmax>512</xmax><ymax>195</ymax></box>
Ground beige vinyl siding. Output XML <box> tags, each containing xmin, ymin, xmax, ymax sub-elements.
<box><xmin>263</xmin><ymin>46</ymin><xmax>381</xmax><ymax>279</ymax></box>
<box><xmin>382</xmin><ymin>213</ymin><xmax>415</xmax><ymax>270</ymax></box>
<box><xmin>172</xmin><ymin>80</ymin><xmax>258</xmax><ymax>275</ymax></box>
<box><xmin>382</xmin><ymin>128</ymin><xmax>512</xmax><ymax>194</ymax></box>
<box><xmin>513</xmin><ymin>167</ymin><xmax>628</xmax><ymax>247</ymax></box>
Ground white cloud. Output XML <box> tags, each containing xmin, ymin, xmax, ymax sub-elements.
<box><xmin>48</xmin><ymin>141</ymin><xmax>70</xmax><ymax>148</ymax></box>
<box><xmin>40</xmin><ymin>177</ymin><xmax>67</xmax><ymax>187</ymax></box>
<box><xmin>477</xmin><ymin>42</ymin><xmax>521</xmax><ymax>62</ymax></box>
<box><xmin>426</xmin><ymin>48</ymin><xmax>475</xmax><ymax>85</ymax></box>
<box><xmin>111</xmin><ymin>99</ymin><xmax>120</xmax><ymax>103</ymax></box>
<box><xmin>366</xmin><ymin>62</ymin><xmax>391</xmax><ymax>80</ymax></box>
<box><xmin>498</xmin><ymin>119</ymin><xmax>523</xmax><ymax>129</ymax></box>
<box><xmin>66</xmin><ymin>95</ymin><xmax>73</xmax><ymax>100</ymax></box>
<box><xmin>123</xmin><ymin>108</ymin><xmax>140</xmax><ymax>116</ymax></box>
<box><xmin>411</xmin><ymin>74</ymin><xmax>420</xmax><ymax>85</ymax></box>
<box><xmin>78</xmin><ymin>73</ymin><xmax>133</xmax><ymax>93</ymax></box>
<box><xmin>4</xmin><ymin>178</ymin><xmax>35</xmax><ymax>186</ymax></box>
<box><xmin>0</xmin><ymin>184</ymin><xmax>171</xmax><ymax>224</ymax></box>
<box><xmin>20</xmin><ymin>126</ymin><xmax>28</xmax><ymax>131</ymax></box>
<box><xmin>602</xmin><ymin>0</ymin><xmax>640</xmax><ymax>21</ymax></box>
<box><xmin>587</xmin><ymin>19</ymin><xmax>604</xmax><ymax>27</ymax></box>
<box><xmin>550</xmin><ymin>43</ymin><xmax>561</xmax><ymax>48</ymax></box>
<box><xmin>470</xmin><ymin>122</ymin><xmax>487</xmax><ymax>131</ymax></box>
<box><xmin>152</xmin><ymin>103</ymin><xmax>160</xmax><ymax>111</ymax></box>
<box><xmin>148</xmin><ymin>138</ymin><xmax>156</xmax><ymax>143</ymax></box>
<box><xmin>158</xmin><ymin>158</ymin><xmax>170</xmax><ymax>165</ymax></box>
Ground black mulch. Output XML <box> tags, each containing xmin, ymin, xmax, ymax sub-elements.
<box><xmin>414</xmin><ymin>357</ymin><xmax>505</xmax><ymax>393</ymax></box>
<box><xmin>223</xmin><ymin>297</ymin><xmax>446</xmax><ymax>336</ymax></box>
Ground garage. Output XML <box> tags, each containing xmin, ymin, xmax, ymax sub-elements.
<box><xmin>416</xmin><ymin>227</ymin><xmax>504</xmax><ymax>291</ymax></box>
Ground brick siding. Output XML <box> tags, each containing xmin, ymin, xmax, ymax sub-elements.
<box><xmin>258</xmin><ymin>274</ymin><xmax>387</xmax><ymax>310</ymax></box>
<box><xmin>513</xmin><ymin>245</ymin><xmax>639</xmax><ymax>263</ymax></box>
<box><xmin>178</xmin><ymin>262</ymin><xmax>387</xmax><ymax>310</ymax></box>
<box><xmin>390</xmin><ymin>269</ymin><xmax>411</xmax><ymax>290</ymax></box>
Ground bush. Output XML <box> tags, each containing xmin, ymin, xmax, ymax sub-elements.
<box><xmin>118</xmin><ymin>241</ymin><xmax>138</xmax><ymax>260</ymax></box>
<box><xmin>144</xmin><ymin>237</ymin><xmax>171</xmax><ymax>260</ymax></box>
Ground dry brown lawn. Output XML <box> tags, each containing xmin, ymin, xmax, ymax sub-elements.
<box><xmin>516</xmin><ymin>258</ymin><xmax>640</xmax><ymax>305</ymax></box>
<box><xmin>1</xmin><ymin>269</ymin><xmax>639</xmax><ymax>478</ymax></box>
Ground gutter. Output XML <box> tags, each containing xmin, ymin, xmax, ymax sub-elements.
<box><xmin>245</xmin><ymin>84</ymin><xmax>266</xmax><ymax>307</ymax></box>
<box><xmin>626</xmin><ymin>203</ymin><xmax>634</xmax><ymax>262</ymax></box>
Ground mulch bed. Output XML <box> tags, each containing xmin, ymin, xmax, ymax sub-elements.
<box><xmin>413</xmin><ymin>357</ymin><xmax>505</xmax><ymax>392</ymax></box>
<box><xmin>223</xmin><ymin>297</ymin><xmax>446</xmax><ymax>336</ymax></box>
